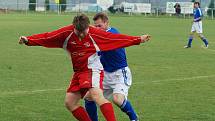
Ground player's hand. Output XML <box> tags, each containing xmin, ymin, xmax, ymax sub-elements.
<box><xmin>140</xmin><ymin>34</ymin><xmax>151</xmax><ymax>43</ymax></box>
<box><xmin>19</xmin><ymin>36</ymin><xmax>28</xmax><ymax>45</ymax></box>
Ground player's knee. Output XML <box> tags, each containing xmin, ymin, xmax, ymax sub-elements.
<box><xmin>90</xmin><ymin>89</ymin><xmax>101</xmax><ymax>100</ymax></box>
<box><xmin>64</xmin><ymin>99</ymin><xmax>72</xmax><ymax>110</ymax></box>
<box><xmin>189</xmin><ymin>34</ymin><xmax>194</xmax><ymax>38</ymax></box>
<box><xmin>64</xmin><ymin>100</ymin><xmax>79</xmax><ymax>111</ymax></box>
<box><xmin>90</xmin><ymin>89</ymin><xmax>103</xmax><ymax>101</ymax></box>
<box><xmin>189</xmin><ymin>32</ymin><xmax>194</xmax><ymax>36</ymax></box>
<box><xmin>84</xmin><ymin>97</ymin><xmax>93</xmax><ymax>101</ymax></box>
<box><xmin>112</xmin><ymin>94</ymin><xmax>125</xmax><ymax>106</ymax></box>
<box><xmin>84</xmin><ymin>92</ymin><xmax>94</xmax><ymax>101</ymax></box>
<box><xmin>89</xmin><ymin>88</ymin><xmax>108</xmax><ymax>105</ymax></box>
<box><xmin>198</xmin><ymin>33</ymin><xmax>204</xmax><ymax>39</ymax></box>
<box><xmin>64</xmin><ymin>96</ymin><xmax>79</xmax><ymax>111</ymax></box>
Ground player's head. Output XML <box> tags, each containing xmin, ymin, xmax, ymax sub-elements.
<box><xmin>93</xmin><ymin>12</ymin><xmax>109</xmax><ymax>31</ymax></box>
<box><xmin>194</xmin><ymin>2</ymin><xmax>200</xmax><ymax>8</ymax></box>
<box><xmin>73</xmin><ymin>14</ymin><xmax>90</xmax><ymax>38</ymax></box>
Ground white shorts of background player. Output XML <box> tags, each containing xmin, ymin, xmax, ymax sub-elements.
<box><xmin>191</xmin><ymin>21</ymin><xmax>203</xmax><ymax>33</ymax></box>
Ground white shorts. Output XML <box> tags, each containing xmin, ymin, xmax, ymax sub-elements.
<box><xmin>103</xmin><ymin>67</ymin><xmax>132</xmax><ymax>99</ymax></box>
<box><xmin>191</xmin><ymin>21</ymin><xmax>203</xmax><ymax>33</ymax></box>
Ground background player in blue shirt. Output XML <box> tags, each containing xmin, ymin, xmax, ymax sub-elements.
<box><xmin>184</xmin><ymin>2</ymin><xmax>209</xmax><ymax>48</ymax></box>
<box><xmin>85</xmin><ymin>12</ymin><xmax>139</xmax><ymax>121</ymax></box>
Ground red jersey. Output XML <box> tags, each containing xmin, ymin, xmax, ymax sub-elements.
<box><xmin>26</xmin><ymin>25</ymin><xmax>141</xmax><ymax>72</ymax></box>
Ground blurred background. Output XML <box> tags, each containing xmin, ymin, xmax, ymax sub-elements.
<box><xmin>0</xmin><ymin>0</ymin><xmax>214</xmax><ymax>19</ymax></box>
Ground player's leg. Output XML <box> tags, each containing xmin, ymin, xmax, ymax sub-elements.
<box><xmin>66</xmin><ymin>73</ymin><xmax>91</xmax><ymax>121</ymax></box>
<box><xmin>198</xmin><ymin>33</ymin><xmax>209</xmax><ymax>47</ymax></box>
<box><xmin>185</xmin><ymin>32</ymin><xmax>194</xmax><ymax>48</ymax></box>
<box><xmin>87</xmin><ymin>70</ymin><xmax>116</xmax><ymax>121</ymax></box>
<box><xmin>89</xmin><ymin>87</ymin><xmax>116</xmax><ymax>121</ymax></box>
<box><xmin>112</xmin><ymin>67</ymin><xmax>138</xmax><ymax>121</ymax></box>
<box><xmin>113</xmin><ymin>93</ymin><xmax>138</xmax><ymax>121</ymax></box>
<box><xmin>196</xmin><ymin>21</ymin><xmax>209</xmax><ymax>47</ymax></box>
<box><xmin>84</xmin><ymin>92</ymin><xmax>98</xmax><ymax>121</ymax></box>
<box><xmin>79</xmin><ymin>70</ymin><xmax>116</xmax><ymax>121</ymax></box>
<box><xmin>65</xmin><ymin>92</ymin><xmax>91</xmax><ymax>121</ymax></box>
<box><xmin>84</xmin><ymin>71</ymin><xmax>113</xmax><ymax>121</ymax></box>
<box><xmin>185</xmin><ymin>23</ymin><xmax>195</xmax><ymax>48</ymax></box>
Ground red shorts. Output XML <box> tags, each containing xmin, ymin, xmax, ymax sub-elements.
<box><xmin>67</xmin><ymin>69</ymin><xmax>104</xmax><ymax>98</ymax></box>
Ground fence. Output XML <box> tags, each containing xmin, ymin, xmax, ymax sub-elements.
<box><xmin>0</xmin><ymin>2</ymin><xmax>214</xmax><ymax>20</ymax></box>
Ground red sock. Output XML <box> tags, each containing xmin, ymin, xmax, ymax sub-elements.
<box><xmin>72</xmin><ymin>106</ymin><xmax>91</xmax><ymax>121</ymax></box>
<box><xmin>100</xmin><ymin>103</ymin><xmax>116</xmax><ymax>121</ymax></box>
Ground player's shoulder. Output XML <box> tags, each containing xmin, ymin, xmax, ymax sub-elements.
<box><xmin>89</xmin><ymin>25</ymin><xmax>101</xmax><ymax>34</ymax></box>
<box><xmin>107</xmin><ymin>27</ymin><xmax>120</xmax><ymax>34</ymax></box>
<box><xmin>197</xmin><ymin>8</ymin><xmax>203</xmax><ymax>15</ymax></box>
<box><xmin>197</xmin><ymin>8</ymin><xmax>202</xmax><ymax>12</ymax></box>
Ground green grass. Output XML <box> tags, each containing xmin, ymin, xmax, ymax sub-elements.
<box><xmin>0</xmin><ymin>13</ymin><xmax>215</xmax><ymax>121</ymax></box>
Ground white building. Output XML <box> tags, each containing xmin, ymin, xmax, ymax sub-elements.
<box><xmin>0</xmin><ymin>0</ymin><xmax>211</xmax><ymax>11</ymax></box>
<box><xmin>0</xmin><ymin>0</ymin><xmax>29</xmax><ymax>10</ymax></box>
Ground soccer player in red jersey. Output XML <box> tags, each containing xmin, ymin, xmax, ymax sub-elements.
<box><xmin>19</xmin><ymin>14</ymin><xmax>151</xmax><ymax>121</ymax></box>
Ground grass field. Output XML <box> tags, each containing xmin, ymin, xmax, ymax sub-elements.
<box><xmin>0</xmin><ymin>13</ymin><xmax>215</xmax><ymax>121</ymax></box>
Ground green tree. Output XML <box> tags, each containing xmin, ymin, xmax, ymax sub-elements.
<box><xmin>60</xmin><ymin>0</ymin><xmax>66</xmax><ymax>12</ymax></box>
<box><xmin>45</xmin><ymin>0</ymin><xmax>50</xmax><ymax>11</ymax></box>
<box><xmin>29</xmin><ymin>0</ymin><xmax>36</xmax><ymax>11</ymax></box>
<box><xmin>207</xmin><ymin>0</ymin><xmax>215</xmax><ymax>16</ymax></box>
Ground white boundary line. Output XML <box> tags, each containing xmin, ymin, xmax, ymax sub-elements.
<box><xmin>133</xmin><ymin>74</ymin><xmax>215</xmax><ymax>85</ymax></box>
<box><xmin>205</xmin><ymin>48</ymin><xmax>215</xmax><ymax>52</ymax></box>
<box><xmin>0</xmin><ymin>88</ymin><xmax>64</xmax><ymax>96</ymax></box>
<box><xmin>1</xmin><ymin>74</ymin><xmax>215</xmax><ymax>96</ymax></box>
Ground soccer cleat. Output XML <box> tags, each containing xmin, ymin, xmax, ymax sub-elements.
<box><xmin>184</xmin><ymin>45</ymin><xmax>191</xmax><ymax>48</ymax></box>
<box><xmin>131</xmin><ymin>119</ymin><xmax>139</xmax><ymax>121</ymax></box>
<box><xmin>201</xmin><ymin>44</ymin><xmax>209</xmax><ymax>49</ymax></box>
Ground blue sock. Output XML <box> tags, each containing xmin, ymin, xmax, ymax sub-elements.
<box><xmin>187</xmin><ymin>36</ymin><xmax>193</xmax><ymax>47</ymax></box>
<box><xmin>121</xmin><ymin>99</ymin><xmax>138</xmax><ymax>120</ymax></box>
<box><xmin>84</xmin><ymin>99</ymin><xmax>98</xmax><ymax>121</ymax></box>
<box><xmin>202</xmin><ymin>38</ymin><xmax>208</xmax><ymax>46</ymax></box>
